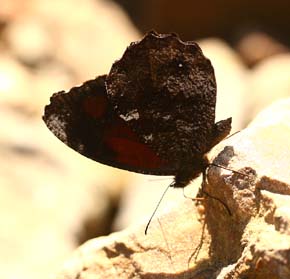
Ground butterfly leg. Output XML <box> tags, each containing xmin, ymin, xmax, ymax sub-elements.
<box><xmin>182</xmin><ymin>187</ymin><xmax>204</xmax><ymax>200</ymax></box>
<box><xmin>208</xmin><ymin>163</ymin><xmax>247</xmax><ymax>177</ymax></box>
<box><xmin>201</xmin><ymin>169</ymin><xmax>232</xmax><ymax>216</ymax></box>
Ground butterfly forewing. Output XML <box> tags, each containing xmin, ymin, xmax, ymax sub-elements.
<box><xmin>106</xmin><ymin>31</ymin><xmax>219</xmax><ymax>170</ymax></box>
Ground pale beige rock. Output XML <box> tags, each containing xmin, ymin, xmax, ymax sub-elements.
<box><xmin>235</xmin><ymin>31</ymin><xmax>289</xmax><ymax>67</ymax></box>
<box><xmin>0</xmin><ymin>54</ymin><xmax>33</xmax><ymax>108</ymax></box>
<box><xmin>55</xmin><ymin>198</ymin><xmax>208</xmax><ymax>279</ymax></box>
<box><xmin>32</xmin><ymin>0</ymin><xmax>140</xmax><ymax>80</ymax></box>
<box><xmin>0</xmin><ymin>53</ymin><xmax>72</xmax><ymax>116</ymax></box>
<box><xmin>0</xmin><ymin>105</ymin><xmax>127</xmax><ymax>279</ymax></box>
<box><xmin>0</xmin><ymin>0</ymin><xmax>29</xmax><ymax>20</ymax></box>
<box><xmin>246</xmin><ymin>53</ymin><xmax>290</xmax><ymax>124</ymax></box>
<box><xmin>204</xmin><ymin>98</ymin><xmax>290</xmax><ymax>277</ymax></box>
<box><xmin>55</xmin><ymin>98</ymin><xmax>290</xmax><ymax>278</ymax></box>
<box><xmin>1</xmin><ymin>0</ymin><xmax>140</xmax><ymax>117</ymax></box>
<box><xmin>4</xmin><ymin>16</ymin><xmax>53</xmax><ymax>65</ymax></box>
<box><xmin>112</xmin><ymin>174</ymin><xmax>197</xmax><ymax>231</ymax></box>
<box><xmin>199</xmin><ymin>39</ymin><xmax>249</xmax><ymax>131</ymax></box>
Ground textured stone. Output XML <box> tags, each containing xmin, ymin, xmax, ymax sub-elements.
<box><xmin>55</xmin><ymin>198</ymin><xmax>208</xmax><ymax>279</ymax></box>
<box><xmin>55</xmin><ymin>98</ymin><xmax>290</xmax><ymax>278</ymax></box>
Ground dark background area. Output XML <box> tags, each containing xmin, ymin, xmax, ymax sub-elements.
<box><xmin>114</xmin><ymin>0</ymin><xmax>290</xmax><ymax>45</ymax></box>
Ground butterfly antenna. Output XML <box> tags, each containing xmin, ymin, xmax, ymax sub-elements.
<box><xmin>209</xmin><ymin>163</ymin><xmax>247</xmax><ymax>177</ymax></box>
<box><xmin>226</xmin><ymin>130</ymin><xmax>240</xmax><ymax>139</ymax></box>
<box><xmin>148</xmin><ymin>177</ymin><xmax>173</xmax><ymax>182</ymax></box>
<box><xmin>145</xmin><ymin>182</ymin><xmax>172</xmax><ymax>235</ymax></box>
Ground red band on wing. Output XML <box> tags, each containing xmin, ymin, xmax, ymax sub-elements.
<box><xmin>104</xmin><ymin>119</ymin><xmax>169</xmax><ymax>171</ymax></box>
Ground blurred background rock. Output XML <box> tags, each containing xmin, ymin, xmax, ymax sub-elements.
<box><xmin>0</xmin><ymin>0</ymin><xmax>289</xmax><ymax>278</ymax></box>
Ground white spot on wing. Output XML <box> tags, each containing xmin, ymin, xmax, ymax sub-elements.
<box><xmin>143</xmin><ymin>134</ymin><xmax>153</xmax><ymax>142</ymax></box>
<box><xmin>120</xmin><ymin>109</ymin><xmax>140</xmax><ymax>121</ymax></box>
<box><xmin>48</xmin><ymin>114</ymin><xmax>68</xmax><ymax>142</ymax></box>
<box><xmin>163</xmin><ymin>115</ymin><xmax>171</xmax><ymax>120</ymax></box>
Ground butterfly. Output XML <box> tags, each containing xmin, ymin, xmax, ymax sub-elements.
<box><xmin>43</xmin><ymin>31</ymin><xmax>231</xmax><ymax>194</ymax></box>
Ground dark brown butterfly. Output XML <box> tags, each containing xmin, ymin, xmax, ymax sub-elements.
<box><xmin>43</xmin><ymin>31</ymin><xmax>231</xmax><ymax>189</ymax></box>
<box><xmin>43</xmin><ymin>31</ymin><xmax>232</xmax><ymax>233</ymax></box>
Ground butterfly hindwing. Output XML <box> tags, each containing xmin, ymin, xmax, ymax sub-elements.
<box><xmin>43</xmin><ymin>75</ymin><xmax>175</xmax><ymax>175</ymax></box>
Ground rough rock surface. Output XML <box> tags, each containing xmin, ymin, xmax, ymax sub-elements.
<box><xmin>54</xmin><ymin>98</ymin><xmax>290</xmax><ymax>278</ymax></box>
